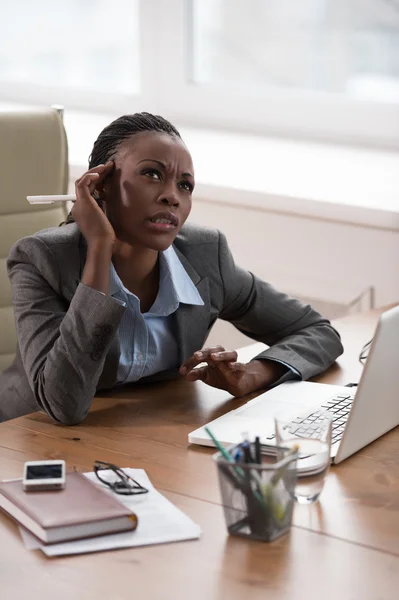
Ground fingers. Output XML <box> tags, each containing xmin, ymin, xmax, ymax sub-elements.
<box><xmin>208</xmin><ymin>350</ymin><xmax>238</xmax><ymax>363</ymax></box>
<box><xmin>88</xmin><ymin>161</ymin><xmax>114</xmax><ymax>174</ymax></box>
<box><xmin>183</xmin><ymin>360</ymin><xmax>246</xmax><ymax>384</ymax></box>
<box><xmin>213</xmin><ymin>359</ymin><xmax>246</xmax><ymax>380</ymax></box>
<box><xmin>75</xmin><ymin>172</ymin><xmax>100</xmax><ymax>201</ymax></box>
<box><xmin>184</xmin><ymin>366</ymin><xmax>208</xmax><ymax>382</ymax></box>
<box><xmin>180</xmin><ymin>345</ymin><xmax>245</xmax><ymax>382</ymax></box>
<box><xmin>74</xmin><ymin>161</ymin><xmax>114</xmax><ymax>200</ymax></box>
<box><xmin>179</xmin><ymin>346</ymin><xmax>226</xmax><ymax>375</ymax></box>
<box><xmin>75</xmin><ymin>161</ymin><xmax>114</xmax><ymax>184</ymax></box>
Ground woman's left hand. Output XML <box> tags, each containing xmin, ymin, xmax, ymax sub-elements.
<box><xmin>179</xmin><ymin>346</ymin><xmax>287</xmax><ymax>397</ymax></box>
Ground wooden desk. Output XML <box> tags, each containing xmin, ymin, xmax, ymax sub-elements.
<box><xmin>1</xmin><ymin>308</ymin><xmax>398</xmax><ymax>600</ymax></box>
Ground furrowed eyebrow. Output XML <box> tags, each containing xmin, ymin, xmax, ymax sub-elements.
<box><xmin>138</xmin><ymin>159</ymin><xmax>194</xmax><ymax>179</ymax></box>
<box><xmin>137</xmin><ymin>158</ymin><xmax>166</xmax><ymax>168</ymax></box>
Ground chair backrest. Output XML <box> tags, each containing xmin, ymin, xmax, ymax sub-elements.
<box><xmin>0</xmin><ymin>107</ymin><xmax>69</xmax><ymax>372</ymax></box>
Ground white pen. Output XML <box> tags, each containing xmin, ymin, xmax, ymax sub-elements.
<box><xmin>27</xmin><ymin>194</ymin><xmax>76</xmax><ymax>205</ymax></box>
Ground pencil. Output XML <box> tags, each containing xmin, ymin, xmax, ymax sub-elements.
<box><xmin>205</xmin><ymin>427</ymin><xmax>235</xmax><ymax>464</ymax></box>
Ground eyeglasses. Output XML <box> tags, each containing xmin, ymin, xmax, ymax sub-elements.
<box><xmin>359</xmin><ymin>339</ymin><xmax>373</xmax><ymax>365</ymax></box>
<box><xmin>94</xmin><ymin>460</ymin><xmax>149</xmax><ymax>496</ymax></box>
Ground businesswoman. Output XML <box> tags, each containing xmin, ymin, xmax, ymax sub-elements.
<box><xmin>0</xmin><ymin>113</ymin><xmax>343</xmax><ymax>424</ymax></box>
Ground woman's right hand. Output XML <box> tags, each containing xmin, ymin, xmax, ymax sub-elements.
<box><xmin>72</xmin><ymin>161</ymin><xmax>115</xmax><ymax>249</ymax></box>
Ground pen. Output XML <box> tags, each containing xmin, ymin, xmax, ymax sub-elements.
<box><xmin>207</xmin><ymin>428</ymin><xmax>289</xmax><ymax>529</ymax></box>
<box><xmin>206</xmin><ymin>428</ymin><xmax>271</xmax><ymax>522</ymax></box>
<box><xmin>241</xmin><ymin>441</ymin><xmax>253</xmax><ymax>464</ymax></box>
<box><xmin>233</xmin><ymin>448</ymin><xmax>243</xmax><ymax>463</ymax></box>
<box><xmin>254</xmin><ymin>436</ymin><xmax>261</xmax><ymax>464</ymax></box>
<box><xmin>205</xmin><ymin>427</ymin><xmax>245</xmax><ymax>485</ymax></box>
<box><xmin>27</xmin><ymin>194</ymin><xmax>76</xmax><ymax>204</ymax></box>
<box><xmin>240</xmin><ymin>431</ymin><xmax>255</xmax><ymax>464</ymax></box>
<box><xmin>205</xmin><ymin>427</ymin><xmax>236</xmax><ymax>465</ymax></box>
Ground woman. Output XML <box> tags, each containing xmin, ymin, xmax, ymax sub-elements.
<box><xmin>0</xmin><ymin>113</ymin><xmax>343</xmax><ymax>424</ymax></box>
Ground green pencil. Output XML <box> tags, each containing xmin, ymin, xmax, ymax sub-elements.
<box><xmin>205</xmin><ymin>427</ymin><xmax>235</xmax><ymax>464</ymax></box>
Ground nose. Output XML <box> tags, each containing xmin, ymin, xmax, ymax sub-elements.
<box><xmin>158</xmin><ymin>195</ymin><xmax>179</xmax><ymax>207</ymax></box>
<box><xmin>157</xmin><ymin>184</ymin><xmax>180</xmax><ymax>207</ymax></box>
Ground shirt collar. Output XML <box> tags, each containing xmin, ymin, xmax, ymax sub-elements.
<box><xmin>109</xmin><ymin>246</ymin><xmax>204</xmax><ymax>315</ymax></box>
<box><xmin>161</xmin><ymin>246</ymin><xmax>204</xmax><ymax>307</ymax></box>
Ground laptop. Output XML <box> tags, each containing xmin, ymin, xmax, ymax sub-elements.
<box><xmin>188</xmin><ymin>305</ymin><xmax>399</xmax><ymax>467</ymax></box>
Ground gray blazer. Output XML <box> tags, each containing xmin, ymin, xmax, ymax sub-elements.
<box><xmin>0</xmin><ymin>223</ymin><xmax>343</xmax><ymax>424</ymax></box>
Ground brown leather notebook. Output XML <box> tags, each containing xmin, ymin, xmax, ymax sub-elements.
<box><xmin>0</xmin><ymin>472</ymin><xmax>138</xmax><ymax>544</ymax></box>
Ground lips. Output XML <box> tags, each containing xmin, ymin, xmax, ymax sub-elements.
<box><xmin>147</xmin><ymin>211</ymin><xmax>179</xmax><ymax>227</ymax></box>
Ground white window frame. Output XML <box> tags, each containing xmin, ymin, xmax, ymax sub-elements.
<box><xmin>154</xmin><ymin>0</ymin><xmax>399</xmax><ymax>149</ymax></box>
<box><xmin>0</xmin><ymin>1</ymin><xmax>158</xmax><ymax>115</ymax></box>
<box><xmin>1</xmin><ymin>0</ymin><xmax>398</xmax><ymax>149</ymax></box>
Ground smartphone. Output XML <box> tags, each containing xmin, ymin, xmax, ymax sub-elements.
<box><xmin>22</xmin><ymin>460</ymin><xmax>66</xmax><ymax>491</ymax></box>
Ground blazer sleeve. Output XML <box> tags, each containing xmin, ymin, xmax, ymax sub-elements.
<box><xmin>216</xmin><ymin>231</ymin><xmax>344</xmax><ymax>379</ymax></box>
<box><xmin>7</xmin><ymin>237</ymin><xmax>125</xmax><ymax>425</ymax></box>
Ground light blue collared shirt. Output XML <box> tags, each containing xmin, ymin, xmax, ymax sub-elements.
<box><xmin>110</xmin><ymin>246</ymin><xmax>204</xmax><ymax>384</ymax></box>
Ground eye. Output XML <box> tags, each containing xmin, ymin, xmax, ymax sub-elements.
<box><xmin>142</xmin><ymin>168</ymin><xmax>161</xmax><ymax>181</ymax></box>
<box><xmin>179</xmin><ymin>180</ymin><xmax>194</xmax><ymax>193</ymax></box>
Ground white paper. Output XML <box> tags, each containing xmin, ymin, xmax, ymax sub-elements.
<box><xmin>18</xmin><ymin>468</ymin><xmax>201</xmax><ymax>556</ymax></box>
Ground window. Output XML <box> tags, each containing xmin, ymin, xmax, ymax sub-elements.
<box><xmin>190</xmin><ymin>0</ymin><xmax>399</xmax><ymax>101</ymax></box>
<box><xmin>0</xmin><ymin>0</ymin><xmax>140</xmax><ymax>107</ymax></box>
<box><xmin>1</xmin><ymin>0</ymin><xmax>398</xmax><ymax>148</ymax></box>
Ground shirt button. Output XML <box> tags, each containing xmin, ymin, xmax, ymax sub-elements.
<box><xmin>136</xmin><ymin>352</ymin><xmax>144</xmax><ymax>361</ymax></box>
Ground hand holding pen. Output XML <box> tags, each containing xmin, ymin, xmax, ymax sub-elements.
<box><xmin>27</xmin><ymin>162</ymin><xmax>116</xmax><ymax>249</ymax></box>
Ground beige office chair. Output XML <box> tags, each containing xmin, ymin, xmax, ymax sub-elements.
<box><xmin>0</xmin><ymin>107</ymin><xmax>69</xmax><ymax>372</ymax></box>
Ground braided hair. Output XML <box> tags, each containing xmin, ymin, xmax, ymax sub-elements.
<box><xmin>63</xmin><ymin>112</ymin><xmax>182</xmax><ymax>225</ymax></box>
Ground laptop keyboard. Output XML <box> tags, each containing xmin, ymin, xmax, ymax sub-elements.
<box><xmin>265</xmin><ymin>393</ymin><xmax>355</xmax><ymax>445</ymax></box>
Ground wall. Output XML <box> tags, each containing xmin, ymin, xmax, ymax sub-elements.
<box><xmin>189</xmin><ymin>196</ymin><xmax>399</xmax><ymax>350</ymax></box>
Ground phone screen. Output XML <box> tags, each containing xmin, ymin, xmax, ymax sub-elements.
<box><xmin>26</xmin><ymin>464</ymin><xmax>63</xmax><ymax>480</ymax></box>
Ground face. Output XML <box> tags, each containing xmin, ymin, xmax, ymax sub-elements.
<box><xmin>100</xmin><ymin>131</ymin><xmax>195</xmax><ymax>252</ymax></box>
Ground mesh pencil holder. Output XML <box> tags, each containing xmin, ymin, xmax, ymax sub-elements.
<box><xmin>214</xmin><ymin>444</ymin><xmax>298</xmax><ymax>542</ymax></box>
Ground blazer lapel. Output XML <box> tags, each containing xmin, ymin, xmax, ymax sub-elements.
<box><xmin>173</xmin><ymin>248</ymin><xmax>213</xmax><ymax>363</ymax></box>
